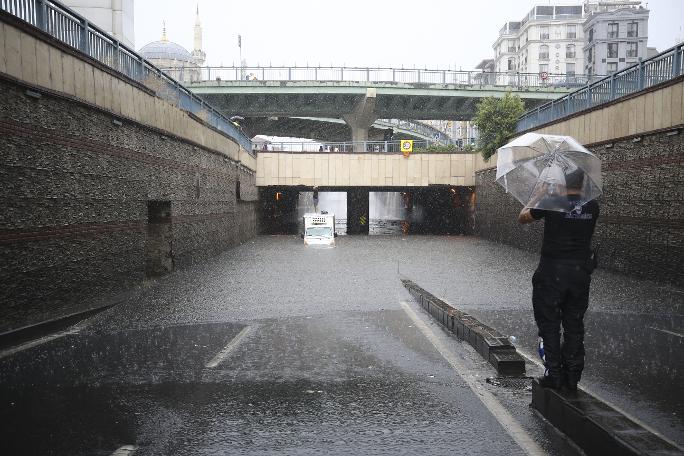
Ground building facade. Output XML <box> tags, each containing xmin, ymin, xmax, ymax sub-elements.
<box><xmin>493</xmin><ymin>4</ymin><xmax>585</xmax><ymax>79</ymax></box>
<box><xmin>138</xmin><ymin>8</ymin><xmax>206</xmax><ymax>84</ymax></box>
<box><xmin>583</xmin><ymin>3</ymin><xmax>649</xmax><ymax>75</ymax></box>
<box><xmin>62</xmin><ymin>0</ymin><xmax>134</xmax><ymax>48</ymax></box>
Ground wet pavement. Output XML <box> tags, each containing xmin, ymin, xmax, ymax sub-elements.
<box><xmin>1</xmin><ymin>235</ymin><xmax>682</xmax><ymax>454</ymax></box>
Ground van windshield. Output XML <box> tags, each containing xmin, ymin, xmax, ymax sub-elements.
<box><xmin>306</xmin><ymin>226</ymin><xmax>333</xmax><ymax>237</ymax></box>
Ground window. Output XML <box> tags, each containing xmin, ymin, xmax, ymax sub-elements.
<box><xmin>607</xmin><ymin>62</ymin><xmax>618</xmax><ymax>73</ymax></box>
<box><xmin>539</xmin><ymin>64</ymin><xmax>549</xmax><ymax>74</ymax></box>
<box><xmin>566</xmin><ymin>24</ymin><xmax>577</xmax><ymax>39</ymax></box>
<box><xmin>588</xmin><ymin>28</ymin><xmax>593</xmax><ymax>42</ymax></box>
<box><xmin>627</xmin><ymin>22</ymin><xmax>639</xmax><ymax>37</ymax></box>
<box><xmin>587</xmin><ymin>47</ymin><xmax>593</xmax><ymax>63</ymax></box>
<box><xmin>608</xmin><ymin>42</ymin><xmax>618</xmax><ymax>58</ymax></box>
<box><xmin>540</xmin><ymin>26</ymin><xmax>549</xmax><ymax>40</ymax></box>
<box><xmin>608</xmin><ymin>23</ymin><xmax>619</xmax><ymax>39</ymax></box>
<box><xmin>508</xmin><ymin>40</ymin><xmax>516</xmax><ymax>53</ymax></box>
<box><xmin>508</xmin><ymin>58</ymin><xmax>516</xmax><ymax>71</ymax></box>
<box><xmin>627</xmin><ymin>42</ymin><xmax>638</xmax><ymax>58</ymax></box>
<box><xmin>539</xmin><ymin>45</ymin><xmax>549</xmax><ymax>60</ymax></box>
<box><xmin>566</xmin><ymin>44</ymin><xmax>576</xmax><ymax>58</ymax></box>
<box><xmin>566</xmin><ymin>63</ymin><xmax>576</xmax><ymax>76</ymax></box>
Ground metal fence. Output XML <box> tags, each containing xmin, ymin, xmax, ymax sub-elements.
<box><xmin>184</xmin><ymin>65</ymin><xmax>600</xmax><ymax>89</ymax></box>
<box><xmin>0</xmin><ymin>0</ymin><xmax>253</xmax><ymax>152</ymax></box>
<box><xmin>376</xmin><ymin>119</ymin><xmax>453</xmax><ymax>144</ymax></box>
<box><xmin>254</xmin><ymin>139</ymin><xmax>477</xmax><ymax>153</ymax></box>
<box><xmin>517</xmin><ymin>42</ymin><xmax>684</xmax><ymax>131</ymax></box>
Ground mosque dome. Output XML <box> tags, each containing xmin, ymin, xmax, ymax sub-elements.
<box><xmin>139</xmin><ymin>40</ymin><xmax>194</xmax><ymax>64</ymax></box>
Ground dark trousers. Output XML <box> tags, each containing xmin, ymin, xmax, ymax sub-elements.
<box><xmin>532</xmin><ymin>259</ymin><xmax>591</xmax><ymax>383</ymax></box>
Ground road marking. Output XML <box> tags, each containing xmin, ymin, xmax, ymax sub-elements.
<box><xmin>515</xmin><ymin>347</ymin><xmax>684</xmax><ymax>451</ymax></box>
<box><xmin>205</xmin><ymin>326</ymin><xmax>252</xmax><ymax>368</ymax></box>
<box><xmin>647</xmin><ymin>326</ymin><xmax>684</xmax><ymax>338</ymax></box>
<box><xmin>0</xmin><ymin>327</ymin><xmax>80</xmax><ymax>360</ymax></box>
<box><xmin>111</xmin><ymin>445</ymin><xmax>137</xmax><ymax>455</ymax></box>
<box><xmin>400</xmin><ymin>302</ymin><xmax>546</xmax><ymax>456</ymax></box>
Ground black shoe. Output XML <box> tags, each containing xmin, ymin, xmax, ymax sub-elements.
<box><xmin>538</xmin><ymin>375</ymin><xmax>563</xmax><ymax>390</ymax></box>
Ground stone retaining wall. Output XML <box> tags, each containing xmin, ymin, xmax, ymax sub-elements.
<box><xmin>0</xmin><ymin>77</ymin><xmax>259</xmax><ymax>333</ymax></box>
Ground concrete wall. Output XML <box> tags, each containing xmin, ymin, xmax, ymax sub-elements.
<box><xmin>256</xmin><ymin>152</ymin><xmax>490</xmax><ymax>187</ymax></box>
<box><xmin>474</xmin><ymin>77</ymin><xmax>684</xmax><ymax>285</ymax></box>
<box><xmin>0</xmin><ymin>14</ymin><xmax>258</xmax><ymax>333</ymax></box>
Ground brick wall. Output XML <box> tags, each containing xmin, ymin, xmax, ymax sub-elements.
<box><xmin>0</xmin><ymin>77</ymin><xmax>259</xmax><ymax>333</ymax></box>
<box><xmin>474</xmin><ymin>130</ymin><xmax>683</xmax><ymax>286</ymax></box>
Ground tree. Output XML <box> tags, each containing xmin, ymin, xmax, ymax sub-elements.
<box><xmin>473</xmin><ymin>93</ymin><xmax>525</xmax><ymax>161</ymax></box>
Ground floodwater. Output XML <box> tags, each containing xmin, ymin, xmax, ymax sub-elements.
<box><xmin>1</xmin><ymin>236</ymin><xmax>681</xmax><ymax>454</ymax></box>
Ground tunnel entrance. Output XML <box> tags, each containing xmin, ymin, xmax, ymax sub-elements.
<box><xmin>145</xmin><ymin>201</ymin><xmax>174</xmax><ymax>277</ymax></box>
<box><xmin>258</xmin><ymin>187</ymin><xmax>475</xmax><ymax>236</ymax></box>
<box><xmin>297</xmin><ymin>192</ymin><xmax>347</xmax><ymax>235</ymax></box>
<box><xmin>369</xmin><ymin>192</ymin><xmax>408</xmax><ymax>235</ymax></box>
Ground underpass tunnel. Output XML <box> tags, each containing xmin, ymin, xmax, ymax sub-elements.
<box><xmin>259</xmin><ymin>186</ymin><xmax>475</xmax><ymax>236</ymax></box>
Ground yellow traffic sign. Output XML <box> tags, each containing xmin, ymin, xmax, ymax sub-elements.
<box><xmin>401</xmin><ymin>140</ymin><xmax>413</xmax><ymax>157</ymax></box>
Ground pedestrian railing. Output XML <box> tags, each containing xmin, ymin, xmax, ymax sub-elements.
<box><xmin>0</xmin><ymin>0</ymin><xmax>253</xmax><ymax>152</ymax></box>
<box><xmin>517</xmin><ymin>42</ymin><xmax>684</xmax><ymax>131</ymax></box>
<box><xmin>183</xmin><ymin>65</ymin><xmax>600</xmax><ymax>90</ymax></box>
<box><xmin>376</xmin><ymin>119</ymin><xmax>453</xmax><ymax>144</ymax></box>
<box><xmin>254</xmin><ymin>139</ymin><xmax>477</xmax><ymax>153</ymax></box>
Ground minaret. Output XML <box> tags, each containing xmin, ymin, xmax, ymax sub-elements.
<box><xmin>192</xmin><ymin>5</ymin><xmax>206</xmax><ymax>66</ymax></box>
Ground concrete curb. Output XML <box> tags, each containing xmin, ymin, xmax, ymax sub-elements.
<box><xmin>0</xmin><ymin>305</ymin><xmax>113</xmax><ymax>350</ymax></box>
<box><xmin>401</xmin><ymin>279</ymin><xmax>526</xmax><ymax>376</ymax></box>
<box><xmin>532</xmin><ymin>379</ymin><xmax>683</xmax><ymax>456</ymax></box>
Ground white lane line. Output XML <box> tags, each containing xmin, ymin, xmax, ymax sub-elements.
<box><xmin>205</xmin><ymin>326</ymin><xmax>252</xmax><ymax>368</ymax></box>
<box><xmin>111</xmin><ymin>445</ymin><xmax>137</xmax><ymax>455</ymax></box>
<box><xmin>400</xmin><ymin>302</ymin><xmax>547</xmax><ymax>456</ymax></box>
<box><xmin>648</xmin><ymin>326</ymin><xmax>684</xmax><ymax>338</ymax></box>
<box><xmin>0</xmin><ymin>327</ymin><xmax>80</xmax><ymax>360</ymax></box>
<box><xmin>515</xmin><ymin>347</ymin><xmax>684</xmax><ymax>451</ymax></box>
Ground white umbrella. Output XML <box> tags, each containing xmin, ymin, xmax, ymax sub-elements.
<box><xmin>496</xmin><ymin>133</ymin><xmax>602</xmax><ymax>213</ymax></box>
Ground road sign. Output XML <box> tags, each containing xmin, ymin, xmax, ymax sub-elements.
<box><xmin>540</xmin><ymin>71</ymin><xmax>549</xmax><ymax>80</ymax></box>
<box><xmin>401</xmin><ymin>140</ymin><xmax>413</xmax><ymax>158</ymax></box>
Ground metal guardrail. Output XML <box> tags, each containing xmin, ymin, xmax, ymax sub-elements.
<box><xmin>377</xmin><ymin>119</ymin><xmax>453</xmax><ymax>144</ymax></box>
<box><xmin>517</xmin><ymin>42</ymin><xmax>684</xmax><ymax>131</ymax></box>
<box><xmin>254</xmin><ymin>139</ymin><xmax>477</xmax><ymax>153</ymax></box>
<box><xmin>184</xmin><ymin>65</ymin><xmax>600</xmax><ymax>89</ymax></box>
<box><xmin>0</xmin><ymin>0</ymin><xmax>253</xmax><ymax>152</ymax></box>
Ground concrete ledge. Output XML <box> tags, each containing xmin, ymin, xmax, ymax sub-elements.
<box><xmin>0</xmin><ymin>305</ymin><xmax>112</xmax><ymax>350</ymax></box>
<box><xmin>531</xmin><ymin>379</ymin><xmax>683</xmax><ymax>456</ymax></box>
<box><xmin>401</xmin><ymin>279</ymin><xmax>525</xmax><ymax>376</ymax></box>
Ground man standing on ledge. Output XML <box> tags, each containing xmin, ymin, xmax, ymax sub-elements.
<box><xmin>518</xmin><ymin>170</ymin><xmax>599</xmax><ymax>391</ymax></box>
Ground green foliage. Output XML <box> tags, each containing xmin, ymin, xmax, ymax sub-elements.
<box><xmin>473</xmin><ymin>93</ymin><xmax>525</xmax><ymax>160</ymax></box>
<box><xmin>414</xmin><ymin>144</ymin><xmax>459</xmax><ymax>153</ymax></box>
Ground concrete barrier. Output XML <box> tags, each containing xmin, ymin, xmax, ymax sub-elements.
<box><xmin>401</xmin><ymin>279</ymin><xmax>526</xmax><ymax>376</ymax></box>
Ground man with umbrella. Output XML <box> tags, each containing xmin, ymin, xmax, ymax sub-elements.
<box><xmin>496</xmin><ymin>133</ymin><xmax>602</xmax><ymax>391</ymax></box>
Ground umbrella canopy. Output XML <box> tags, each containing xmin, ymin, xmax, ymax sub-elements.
<box><xmin>496</xmin><ymin>133</ymin><xmax>602</xmax><ymax>213</ymax></box>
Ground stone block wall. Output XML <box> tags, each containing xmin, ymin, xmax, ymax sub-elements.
<box><xmin>475</xmin><ymin>130</ymin><xmax>683</xmax><ymax>286</ymax></box>
<box><xmin>0</xmin><ymin>77</ymin><xmax>258</xmax><ymax>333</ymax></box>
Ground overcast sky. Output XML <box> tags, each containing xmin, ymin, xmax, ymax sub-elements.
<box><xmin>135</xmin><ymin>0</ymin><xmax>683</xmax><ymax>70</ymax></box>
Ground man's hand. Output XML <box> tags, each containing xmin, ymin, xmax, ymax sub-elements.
<box><xmin>518</xmin><ymin>207</ymin><xmax>536</xmax><ymax>224</ymax></box>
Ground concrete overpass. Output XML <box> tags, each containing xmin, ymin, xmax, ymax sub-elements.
<box><xmin>245</xmin><ymin>117</ymin><xmax>455</xmax><ymax>143</ymax></box>
<box><xmin>187</xmin><ymin>76</ymin><xmax>575</xmax><ymax>144</ymax></box>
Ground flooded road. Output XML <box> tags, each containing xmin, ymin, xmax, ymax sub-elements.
<box><xmin>1</xmin><ymin>236</ymin><xmax>681</xmax><ymax>454</ymax></box>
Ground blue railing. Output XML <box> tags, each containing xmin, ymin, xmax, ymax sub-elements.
<box><xmin>0</xmin><ymin>0</ymin><xmax>253</xmax><ymax>152</ymax></box>
<box><xmin>517</xmin><ymin>42</ymin><xmax>684</xmax><ymax>131</ymax></box>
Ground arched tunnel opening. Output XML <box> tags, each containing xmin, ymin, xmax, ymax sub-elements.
<box><xmin>258</xmin><ymin>187</ymin><xmax>475</xmax><ymax>236</ymax></box>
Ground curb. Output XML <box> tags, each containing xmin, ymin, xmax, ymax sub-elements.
<box><xmin>0</xmin><ymin>305</ymin><xmax>113</xmax><ymax>350</ymax></box>
<box><xmin>401</xmin><ymin>279</ymin><xmax>526</xmax><ymax>376</ymax></box>
<box><xmin>532</xmin><ymin>379</ymin><xmax>683</xmax><ymax>456</ymax></box>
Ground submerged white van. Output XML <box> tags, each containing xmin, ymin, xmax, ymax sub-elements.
<box><xmin>302</xmin><ymin>212</ymin><xmax>336</xmax><ymax>246</ymax></box>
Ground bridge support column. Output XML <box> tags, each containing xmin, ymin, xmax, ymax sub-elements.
<box><xmin>343</xmin><ymin>88</ymin><xmax>377</xmax><ymax>152</ymax></box>
<box><xmin>346</xmin><ymin>189</ymin><xmax>369</xmax><ymax>235</ymax></box>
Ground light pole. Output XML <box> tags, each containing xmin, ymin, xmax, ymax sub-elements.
<box><xmin>238</xmin><ymin>34</ymin><xmax>244</xmax><ymax>79</ymax></box>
